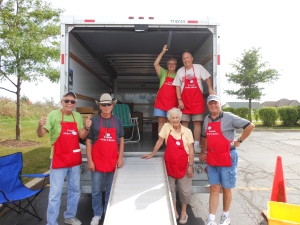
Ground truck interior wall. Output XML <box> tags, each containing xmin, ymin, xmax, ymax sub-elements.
<box><xmin>193</xmin><ymin>35</ymin><xmax>214</xmax><ymax>96</ymax></box>
<box><xmin>69</xmin><ymin>35</ymin><xmax>111</xmax><ymax>107</ymax></box>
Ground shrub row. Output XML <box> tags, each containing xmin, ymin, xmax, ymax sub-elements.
<box><xmin>223</xmin><ymin>106</ymin><xmax>300</xmax><ymax>126</ymax></box>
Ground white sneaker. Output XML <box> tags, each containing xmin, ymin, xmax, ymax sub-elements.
<box><xmin>64</xmin><ymin>217</ymin><xmax>82</xmax><ymax>225</ymax></box>
<box><xmin>90</xmin><ymin>216</ymin><xmax>101</xmax><ymax>225</ymax></box>
<box><xmin>219</xmin><ymin>215</ymin><xmax>230</xmax><ymax>225</ymax></box>
<box><xmin>206</xmin><ymin>220</ymin><xmax>217</xmax><ymax>225</ymax></box>
<box><xmin>194</xmin><ymin>143</ymin><xmax>201</xmax><ymax>153</ymax></box>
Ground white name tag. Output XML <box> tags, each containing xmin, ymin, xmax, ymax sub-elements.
<box><xmin>73</xmin><ymin>149</ymin><xmax>81</xmax><ymax>153</ymax></box>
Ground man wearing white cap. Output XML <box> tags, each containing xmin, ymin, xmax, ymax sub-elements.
<box><xmin>200</xmin><ymin>95</ymin><xmax>255</xmax><ymax>225</ymax></box>
<box><xmin>86</xmin><ymin>93</ymin><xmax>124</xmax><ymax>225</ymax></box>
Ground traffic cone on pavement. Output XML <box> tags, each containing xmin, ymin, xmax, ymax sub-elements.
<box><xmin>270</xmin><ymin>156</ymin><xmax>287</xmax><ymax>203</ymax></box>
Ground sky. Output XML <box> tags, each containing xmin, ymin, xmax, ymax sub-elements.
<box><xmin>1</xmin><ymin>0</ymin><xmax>300</xmax><ymax>104</ymax></box>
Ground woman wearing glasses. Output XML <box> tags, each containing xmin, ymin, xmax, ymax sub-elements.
<box><xmin>86</xmin><ymin>93</ymin><xmax>124</xmax><ymax>225</ymax></box>
<box><xmin>153</xmin><ymin>45</ymin><xmax>178</xmax><ymax>135</ymax></box>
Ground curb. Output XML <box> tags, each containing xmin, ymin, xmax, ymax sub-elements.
<box><xmin>254</xmin><ymin>129</ymin><xmax>300</xmax><ymax>132</ymax></box>
<box><xmin>24</xmin><ymin>170</ymin><xmax>50</xmax><ymax>189</ymax></box>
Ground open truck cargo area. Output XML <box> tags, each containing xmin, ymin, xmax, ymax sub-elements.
<box><xmin>60</xmin><ymin>16</ymin><xmax>220</xmax><ymax>117</ymax></box>
<box><xmin>60</xmin><ymin>16</ymin><xmax>219</xmax><ymax>196</ymax></box>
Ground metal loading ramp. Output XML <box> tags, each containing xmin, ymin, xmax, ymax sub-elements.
<box><xmin>104</xmin><ymin>156</ymin><xmax>177</xmax><ymax>225</ymax></box>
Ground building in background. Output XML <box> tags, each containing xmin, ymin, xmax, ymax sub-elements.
<box><xmin>262</xmin><ymin>98</ymin><xmax>300</xmax><ymax>107</ymax></box>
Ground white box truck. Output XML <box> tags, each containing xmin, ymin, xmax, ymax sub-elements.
<box><xmin>59</xmin><ymin>16</ymin><xmax>220</xmax><ymax>193</ymax></box>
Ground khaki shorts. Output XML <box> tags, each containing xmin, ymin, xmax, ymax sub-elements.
<box><xmin>181</xmin><ymin>113</ymin><xmax>205</xmax><ymax>122</ymax></box>
<box><xmin>168</xmin><ymin>173</ymin><xmax>192</xmax><ymax>204</ymax></box>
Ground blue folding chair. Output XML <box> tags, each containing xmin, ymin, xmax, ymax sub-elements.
<box><xmin>113</xmin><ymin>104</ymin><xmax>140</xmax><ymax>142</ymax></box>
<box><xmin>0</xmin><ymin>152</ymin><xmax>49</xmax><ymax>225</ymax></box>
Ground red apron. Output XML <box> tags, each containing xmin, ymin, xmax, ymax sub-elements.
<box><xmin>92</xmin><ymin>116</ymin><xmax>119</xmax><ymax>172</ymax></box>
<box><xmin>52</xmin><ymin>112</ymin><xmax>82</xmax><ymax>169</ymax></box>
<box><xmin>206</xmin><ymin>119</ymin><xmax>232</xmax><ymax>167</ymax></box>
<box><xmin>164</xmin><ymin>131</ymin><xmax>188</xmax><ymax>179</ymax></box>
<box><xmin>181</xmin><ymin>66</ymin><xmax>205</xmax><ymax>114</ymax></box>
<box><xmin>154</xmin><ymin>74</ymin><xmax>178</xmax><ymax>111</ymax></box>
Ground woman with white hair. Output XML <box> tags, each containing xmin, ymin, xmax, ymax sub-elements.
<box><xmin>141</xmin><ymin>107</ymin><xmax>194</xmax><ymax>224</ymax></box>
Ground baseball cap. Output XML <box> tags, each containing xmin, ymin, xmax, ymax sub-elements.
<box><xmin>207</xmin><ymin>95</ymin><xmax>220</xmax><ymax>103</ymax></box>
<box><xmin>63</xmin><ymin>91</ymin><xmax>77</xmax><ymax>99</ymax></box>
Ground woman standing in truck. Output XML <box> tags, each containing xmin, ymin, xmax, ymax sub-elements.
<box><xmin>153</xmin><ymin>45</ymin><xmax>178</xmax><ymax>135</ymax></box>
<box><xmin>86</xmin><ymin>93</ymin><xmax>124</xmax><ymax>225</ymax></box>
<box><xmin>142</xmin><ymin>107</ymin><xmax>194</xmax><ymax>224</ymax></box>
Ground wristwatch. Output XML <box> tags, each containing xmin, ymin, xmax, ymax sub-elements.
<box><xmin>237</xmin><ymin>138</ymin><xmax>243</xmax><ymax>143</ymax></box>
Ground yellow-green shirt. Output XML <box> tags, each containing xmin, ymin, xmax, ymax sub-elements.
<box><xmin>158</xmin><ymin>68</ymin><xmax>176</xmax><ymax>88</ymax></box>
<box><xmin>43</xmin><ymin>109</ymin><xmax>84</xmax><ymax>158</ymax></box>
<box><xmin>159</xmin><ymin>122</ymin><xmax>194</xmax><ymax>154</ymax></box>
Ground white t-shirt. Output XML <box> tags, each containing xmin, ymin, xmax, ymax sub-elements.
<box><xmin>172</xmin><ymin>64</ymin><xmax>211</xmax><ymax>92</ymax></box>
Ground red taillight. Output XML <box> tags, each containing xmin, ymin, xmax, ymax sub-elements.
<box><xmin>129</xmin><ymin>16</ymin><xmax>134</xmax><ymax>19</ymax></box>
<box><xmin>149</xmin><ymin>17</ymin><xmax>154</xmax><ymax>20</ymax></box>
<box><xmin>217</xmin><ymin>55</ymin><xmax>220</xmax><ymax>65</ymax></box>
<box><xmin>138</xmin><ymin>17</ymin><xmax>144</xmax><ymax>19</ymax></box>
<box><xmin>61</xmin><ymin>54</ymin><xmax>65</xmax><ymax>64</ymax></box>
<box><xmin>188</xmin><ymin>20</ymin><xmax>198</xmax><ymax>24</ymax></box>
<box><xmin>84</xmin><ymin>19</ymin><xmax>95</xmax><ymax>23</ymax></box>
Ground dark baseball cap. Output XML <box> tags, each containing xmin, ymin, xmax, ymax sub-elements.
<box><xmin>63</xmin><ymin>91</ymin><xmax>77</xmax><ymax>99</ymax></box>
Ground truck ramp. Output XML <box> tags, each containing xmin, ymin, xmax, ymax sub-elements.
<box><xmin>104</xmin><ymin>156</ymin><xmax>177</xmax><ymax>225</ymax></box>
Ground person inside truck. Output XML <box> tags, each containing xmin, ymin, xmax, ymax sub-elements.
<box><xmin>153</xmin><ymin>45</ymin><xmax>178</xmax><ymax>135</ymax></box>
<box><xmin>200</xmin><ymin>95</ymin><xmax>255</xmax><ymax>225</ymax></box>
<box><xmin>37</xmin><ymin>91</ymin><xmax>92</xmax><ymax>225</ymax></box>
<box><xmin>86</xmin><ymin>93</ymin><xmax>124</xmax><ymax>225</ymax></box>
<box><xmin>173</xmin><ymin>51</ymin><xmax>215</xmax><ymax>153</ymax></box>
<box><xmin>141</xmin><ymin>107</ymin><xmax>194</xmax><ymax>224</ymax></box>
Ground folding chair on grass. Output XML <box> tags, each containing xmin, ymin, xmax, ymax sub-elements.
<box><xmin>0</xmin><ymin>152</ymin><xmax>49</xmax><ymax>225</ymax></box>
<box><xmin>113</xmin><ymin>104</ymin><xmax>140</xmax><ymax>142</ymax></box>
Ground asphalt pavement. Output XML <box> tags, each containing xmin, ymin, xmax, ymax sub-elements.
<box><xmin>1</xmin><ymin>130</ymin><xmax>299</xmax><ymax>225</ymax></box>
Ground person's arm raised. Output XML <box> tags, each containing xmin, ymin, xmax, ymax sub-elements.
<box><xmin>154</xmin><ymin>45</ymin><xmax>168</xmax><ymax>76</ymax></box>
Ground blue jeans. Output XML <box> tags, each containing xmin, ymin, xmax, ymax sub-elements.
<box><xmin>46</xmin><ymin>165</ymin><xmax>81</xmax><ymax>225</ymax></box>
<box><xmin>91</xmin><ymin>171</ymin><xmax>114</xmax><ymax>217</ymax></box>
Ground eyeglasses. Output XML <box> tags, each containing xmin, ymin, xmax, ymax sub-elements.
<box><xmin>101</xmin><ymin>103</ymin><xmax>112</xmax><ymax>107</ymax></box>
<box><xmin>63</xmin><ymin>99</ymin><xmax>76</xmax><ymax>104</ymax></box>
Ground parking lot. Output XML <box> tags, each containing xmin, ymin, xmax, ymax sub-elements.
<box><xmin>1</xmin><ymin>129</ymin><xmax>299</xmax><ymax>225</ymax></box>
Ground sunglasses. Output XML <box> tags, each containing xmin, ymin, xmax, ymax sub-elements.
<box><xmin>101</xmin><ymin>103</ymin><xmax>112</xmax><ymax>107</ymax></box>
<box><xmin>63</xmin><ymin>99</ymin><xmax>76</xmax><ymax>104</ymax></box>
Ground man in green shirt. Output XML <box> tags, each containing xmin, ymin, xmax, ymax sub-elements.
<box><xmin>37</xmin><ymin>92</ymin><xmax>91</xmax><ymax>225</ymax></box>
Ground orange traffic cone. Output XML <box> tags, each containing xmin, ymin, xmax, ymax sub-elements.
<box><xmin>270</xmin><ymin>156</ymin><xmax>287</xmax><ymax>202</ymax></box>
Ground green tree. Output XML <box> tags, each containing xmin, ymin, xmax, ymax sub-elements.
<box><xmin>225</xmin><ymin>48</ymin><xmax>279</xmax><ymax>122</ymax></box>
<box><xmin>0</xmin><ymin>0</ymin><xmax>62</xmax><ymax>140</ymax></box>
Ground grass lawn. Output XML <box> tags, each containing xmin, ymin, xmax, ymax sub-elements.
<box><xmin>0</xmin><ymin>118</ymin><xmax>51</xmax><ymax>182</ymax></box>
<box><xmin>253</xmin><ymin>121</ymin><xmax>300</xmax><ymax>129</ymax></box>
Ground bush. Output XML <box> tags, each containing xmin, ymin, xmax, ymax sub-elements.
<box><xmin>259</xmin><ymin>107</ymin><xmax>278</xmax><ymax>126</ymax></box>
<box><xmin>252</xmin><ymin>109</ymin><xmax>260</xmax><ymax>121</ymax></box>
<box><xmin>277</xmin><ymin>106</ymin><xmax>299</xmax><ymax>126</ymax></box>
<box><xmin>296</xmin><ymin>106</ymin><xmax>300</xmax><ymax>123</ymax></box>
<box><xmin>222</xmin><ymin>107</ymin><xmax>236</xmax><ymax>114</ymax></box>
<box><xmin>235</xmin><ymin>107</ymin><xmax>251</xmax><ymax>120</ymax></box>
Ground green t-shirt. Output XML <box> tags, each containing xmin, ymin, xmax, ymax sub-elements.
<box><xmin>43</xmin><ymin>109</ymin><xmax>84</xmax><ymax>158</ymax></box>
<box><xmin>158</xmin><ymin>68</ymin><xmax>176</xmax><ymax>88</ymax></box>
